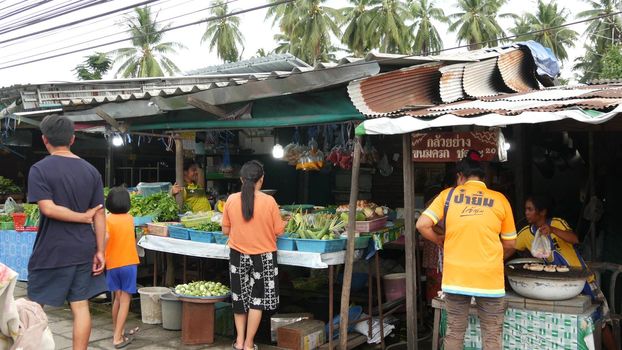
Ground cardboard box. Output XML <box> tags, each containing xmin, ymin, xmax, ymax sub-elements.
<box><xmin>277</xmin><ymin>320</ymin><xmax>326</xmax><ymax>350</ymax></box>
<box><xmin>271</xmin><ymin>313</ymin><xmax>313</xmax><ymax>342</ymax></box>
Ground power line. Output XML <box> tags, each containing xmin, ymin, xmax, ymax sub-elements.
<box><xmin>0</xmin><ymin>0</ymin><xmax>180</xmax><ymax>50</ymax></box>
<box><xmin>0</xmin><ymin>0</ymin><xmax>161</xmax><ymax>46</ymax></box>
<box><xmin>0</xmin><ymin>0</ymin><xmax>295</xmax><ymax>70</ymax></box>
<box><xmin>0</xmin><ymin>0</ymin><xmax>239</xmax><ymax>63</ymax></box>
<box><xmin>0</xmin><ymin>0</ymin><xmax>100</xmax><ymax>34</ymax></box>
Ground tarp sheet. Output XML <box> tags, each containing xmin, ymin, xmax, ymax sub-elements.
<box><xmin>355</xmin><ymin>105</ymin><xmax>622</xmax><ymax>136</ymax></box>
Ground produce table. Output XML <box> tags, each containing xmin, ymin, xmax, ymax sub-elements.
<box><xmin>431</xmin><ymin>293</ymin><xmax>600</xmax><ymax>350</ymax></box>
<box><xmin>0</xmin><ymin>230</ymin><xmax>36</xmax><ymax>281</ymax></box>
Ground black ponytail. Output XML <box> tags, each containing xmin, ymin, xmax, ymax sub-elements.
<box><xmin>240</xmin><ymin>160</ymin><xmax>264</xmax><ymax>221</ymax></box>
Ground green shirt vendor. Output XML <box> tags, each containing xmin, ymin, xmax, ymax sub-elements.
<box><xmin>171</xmin><ymin>159</ymin><xmax>212</xmax><ymax>213</ymax></box>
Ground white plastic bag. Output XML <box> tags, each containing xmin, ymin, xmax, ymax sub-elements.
<box><xmin>530</xmin><ymin>229</ymin><xmax>552</xmax><ymax>259</ymax></box>
<box><xmin>3</xmin><ymin>197</ymin><xmax>17</xmax><ymax>214</ymax></box>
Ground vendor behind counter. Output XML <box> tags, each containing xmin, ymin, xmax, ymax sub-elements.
<box><xmin>171</xmin><ymin>159</ymin><xmax>212</xmax><ymax>213</ymax></box>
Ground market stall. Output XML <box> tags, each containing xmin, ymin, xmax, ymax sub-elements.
<box><xmin>0</xmin><ymin>203</ymin><xmax>39</xmax><ymax>281</ymax></box>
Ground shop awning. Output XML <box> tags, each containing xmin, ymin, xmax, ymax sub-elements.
<box><xmin>355</xmin><ymin>106</ymin><xmax>622</xmax><ymax>135</ymax></box>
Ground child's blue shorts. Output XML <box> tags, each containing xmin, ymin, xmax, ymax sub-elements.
<box><xmin>106</xmin><ymin>265</ymin><xmax>137</xmax><ymax>294</ymax></box>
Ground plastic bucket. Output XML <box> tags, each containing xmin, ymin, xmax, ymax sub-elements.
<box><xmin>138</xmin><ymin>287</ymin><xmax>170</xmax><ymax>324</ymax></box>
<box><xmin>160</xmin><ymin>293</ymin><xmax>182</xmax><ymax>330</ymax></box>
<box><xmin>383</xmin><ymin>273</ymin><xmax>406</xmax><ymax>303</ymax></box>
<box><xmin>12</xmin><ymin>213</ymin><xmax>26</xmax><ymax>228</ymax></box>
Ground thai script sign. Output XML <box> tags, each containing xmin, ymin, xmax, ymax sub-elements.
<box><xmin>411</xmin><ymin>130</ymin><xmax>507</xmax><ymax>162</ymax></box>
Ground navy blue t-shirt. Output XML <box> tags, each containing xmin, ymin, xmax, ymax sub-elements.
<box><xmin>27</xmin><ymin>155</ymin><xmax>105</xmax><ymax>270</ymax></box>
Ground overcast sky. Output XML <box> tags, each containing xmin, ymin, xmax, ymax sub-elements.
<box><xmin>0</xmin><ymin>0</ymin><xmax>591</xmax><ymax>87</ymax></box>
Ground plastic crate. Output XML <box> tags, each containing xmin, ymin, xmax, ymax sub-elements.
<box><xmin>168</xmin><ymin>226</ymin><xmax>190</xmax><ymax>240</ymax></box>
<box><xmin>277</xmin><ymin>235</ymin><xmax>297</xmax><ymax>251</ymax></box>
<box><xmin>181</xmin><ymin>214</ymin><xmax>212</xmax><ymax>228</ymax></box>
<box><xmin>353</xmin><ymin>235</ymin><xmax>371</xmax><ymax>249</ymax></box>
<box><xmin>295</xmin><ymin>238</ymin><xmax>346</xmax><ymax>253</ymax></box>
<box><xmin>355</xmin><ymin>216</ymin><xmax>388</xmax><ymax>233</ymax></box>
<box><xmin>134</xmin><ymin>215</ymin><xmax>154</xmax><ymax>227</ymax></box>
<box><xmin>147</xmin><ymin>222</ymin><xmax>180</xmax><ymax>237</ymax></box>
<box><xmin>0</xmin><ymin>222</ymin><xmax>14</xmax><ymax>230</ymax></box>
<box><xmin>188</xmin><ymin>229</ymin><xmax>214</xmax><ymax>243</ymax></box>
<box><xmin>137</xmin><ymin>182</ymin><xmax>171</xmax><ymax>197</ymax></box>
<box><xmin>212</xmin><ymin>232</ymin><xmax>229</xmax><ymax>245</ymax></box>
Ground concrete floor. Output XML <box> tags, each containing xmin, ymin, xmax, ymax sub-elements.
<box><xmin>13</xmin><ymin>281</ymin><xmax>430</xmax><ymax>349</ymax></box>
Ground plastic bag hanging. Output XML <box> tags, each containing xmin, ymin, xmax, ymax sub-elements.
<box><xmin>220</xmin><ymin>133</ymin><xmax>233</xmax><ymax>174</ymax></box>
<box><xmin>530</xmin><ymin>228</ymin><xmax>552</xmax><ymax>259</ymax></box>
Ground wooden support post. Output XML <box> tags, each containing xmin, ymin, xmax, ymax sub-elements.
<box><xmin>105</xmin><ymin>141</ymin><xmax>113</xmax><ymax>188</ymax></box>
<box><xmin>402</xmin><ymin>133</ymin><xmax>418</xmax><ymax>350</ymax></box>
<box><xmin>588</xmin><ymin>132</ymin><xmax>597</xmax><ymax>260</ymax></box>
<box><xmin>165</xmin><ymin>138</ymin><xmax>185</xmax><ymax>287</ymax></box>
<box><xmin>338</xmin><ymin>136</ymin><xmax>363</xmax><ymax>350</ymax></box>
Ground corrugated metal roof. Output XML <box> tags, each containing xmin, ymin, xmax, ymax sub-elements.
<box><xmin>186</xmin><ymin>53</ymin><xmax>310</xmax><ymax>75</ymax></box>
<box><xmin>497</xmin><ymin>49</ymin><xmax>539</xmax><ymax>93</ymax></box>
<box><xmin>439</xmin><ymin>64</ymin><xmax>466</xmax><ymax>103</ymax></box>
<box><xmin>348</xmin><ymin>62</ymin><xmax>442</xmax><ymax>116</ymax></box>
<box><xmin>462</xmin><ymin>57</ymin><xmax>509</xmax><ymax>98</ymax></box>
<box><xmin>404</xmin><ymin>86</ymin><xmax>622</xmax><ymax>118</ymax></box>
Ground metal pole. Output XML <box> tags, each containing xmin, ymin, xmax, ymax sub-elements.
<box><xmin>338</xmin><ymin>136</ymin><xmax>363</xmax><ymax>349</ymax></box>
<box><xmin>105</xmin><ymin>140</ymin><xmax>113</xmax><ymax>187</ymax></box>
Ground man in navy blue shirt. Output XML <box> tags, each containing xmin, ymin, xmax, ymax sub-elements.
<box><xmin>27</xmin><ymin>115</ymin><xmax>107</xmax><ymax>350</ymax></box>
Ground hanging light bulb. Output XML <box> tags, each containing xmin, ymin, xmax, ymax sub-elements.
<box><xmin>112</xmin><ymin>134</ymin><xmax>124</xmax><ymax>147</ymax></box>
<box><xmin>504</xmin><ymin>142</ymin><xmax>511</xmax><ymax>151</ymax></box>
<box><xmin>272</xmin><ymin>144</ymin><xmax>284</xmax><ymax>158</ymax></box>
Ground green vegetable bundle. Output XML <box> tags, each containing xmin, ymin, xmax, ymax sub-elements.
<box><xmin>174</xmin><ymin>281</ymin><xmax>230</xmax><ymax>297</ymax></box>
<box><xmin>129</xmin><ymin>192</ymin><xmax>179</xmax><ymax>222</ymax></box>
<box><xmin>0</xmin><ymin>214</ymin><xmax>12</xmax><ymax>223</ymax></box>
<box><xmin>23</xmin><ymin>204</ymin><xmax>40</xmax><ymax>226</ymax></box>
<box><xmin>195</xmin><ymin>221</ymin><xmax>222</xmax><ymax>232</ymax></box>
<box><xmin>285</xmin><ymin>212</ymin><xmax>346</xmax><ymax>240</ymax></box>
<box><xmin>0</xmin><ymin>176</ymin><xmax>21</xmax><ymax>195</ymax></box>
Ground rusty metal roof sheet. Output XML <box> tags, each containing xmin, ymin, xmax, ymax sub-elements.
<box><xmin>497</xmin><ymin>49</ymin><xmax>540</xmax><ymax>93</ymax></box>
<box><xmin>439</xmin><ymin>64</ymin><xmax>466</xmax><ymax>103</ymax></box>
<box><xmin>462</xmin><ymin>57</ymin><xmax>511</xmax><ymax>98</ymax></box>
<box><xmin>348</xmin><ymin>62</ymin><xmax>443</xmax><ymax>116</ymax></box>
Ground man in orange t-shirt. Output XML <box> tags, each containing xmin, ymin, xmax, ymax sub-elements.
<box><xmin>417</xmin><ymin>151</ymin><xmax>516</xmax><ymax>350</ymax></box>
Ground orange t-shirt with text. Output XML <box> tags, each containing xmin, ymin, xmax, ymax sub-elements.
<box><xmin>422</xmin><ymin>181</ymin><xmax>516</xmax><ymax>297</ymax></box>
<box><xmin>222</xmin><ymin>192</ymin><xmax>285</xmax><ymax>255</ymax></box>
<box><xmin>105</xmin><ymin>213</ymin><xmax>140</xmax><ymax>270</ymax></box>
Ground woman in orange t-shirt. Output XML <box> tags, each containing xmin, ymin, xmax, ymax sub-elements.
<box><xmin>105</xmin><ymin>187</ymin><xmax>140</xmax><ymax>349</ymax></box>
<box><xmin>222</xmin><ymin>160</ymin><xmax>284</xmax><ymax>350</ymax></box>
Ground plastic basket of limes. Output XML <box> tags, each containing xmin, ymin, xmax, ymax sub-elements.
<box><xmin>173</xmin><ymin>281</ymin><xmax>231</xmax><ymax>299</ymax></box>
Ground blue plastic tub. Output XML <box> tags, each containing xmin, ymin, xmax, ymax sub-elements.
<box><xmin>188</xmin><ymin>229</ymin><xmax>214</xmax><ymax>243</ymax></box>
<box><xmin>137</xmin><ymin>182</ymin><xmax>172</xmax><ymax>197</ymax></box>
<box><xmin>277</xmin><ymin>235</ymin><xmax>297</xmax><ymax>251</ymax></box>
<box><xmin>169</xmin><ymin>226</ymin><xmax>189</xmax><ymax>240</ymax></box>
<box><xmin>295</xmin><ymin>238</ymin><xmax>347</xmax><ymax>253</ymax></box>
<box><xmin>212</xmin><ymin>232</ymin><xmax>229</xmax><ymax>245</ymax></box>
<box><xmin>134</xmin><ymin>215</ymin><xmax>154</xmax><ymax>227</ymax></box>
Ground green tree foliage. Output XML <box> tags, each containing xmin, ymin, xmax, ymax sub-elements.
<box><xmin>367</xmin><ymin>0</ymin><xmax>411</xmax><ymax>53</ymax></box>
<box><xmin>110</xmin><ymin>7</ymin><xmax>185</xmax><ymax>78</ymax></box>
<box><xmin>448</xmin><ymin>0</ymin><xmax>510</xmax><ymax>50</ymax></box>
<box><xmin>408</xmin><ymin>0</ymin><xmax>448</xmax><ymax>55</ymax></box>
<box><xmin>341</xmin><ymin>0</ymin><xmax>375</xmax><ymax>56</ymax></box>
<box><xmin>577</xmin><ymin>0</ymin><xmax>622</xmax><ymax>52</ymax></box>
<box><xmin>202</xmin><ymin>0</ymin><xmax>244</xmax><ymax>63</ymax></box>
<box><xmin>510</xmin><ymin>0</ymin><xmax>577</xmax><ymax>61</ymax></box>
<box><xmin>267</xmin><ymin>0</ymin><xmax>341</xmax><ymax>64</ymax></box>
<box><xmin>599</xmin><ymin>45</ymin><xmax>622</xmax><ymax>79</ymax></box>
<box><xmin>73</xmin><ymin>52</ymin><xmax>112</xmax><ymax>80</ymax></box>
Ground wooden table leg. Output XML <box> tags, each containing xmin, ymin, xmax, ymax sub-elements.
<box><xmin>374</xmin><ymin>253</ymin><xmax>385</xmax><ymax>349</ymax></box>
<box><xmin>368</xmin><ymin>261</ymin><xmax>373</xmax><ymax>340</ymax></box>
<box><xmin>329</xmin><ymin>265</ymin><xmax>334</xmax><ymax>350</ymax></box>
<box><xmin>432</xmin><ymin>307</ymin><xmax>441</xmax><ymax>350</ymax></box>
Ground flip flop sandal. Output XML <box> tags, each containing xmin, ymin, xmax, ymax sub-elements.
<box><xmin>114</xmin><ymin>335</ymin><xmax>134</xmax><ymax>349</ymax></box>
<box><xmin>125</xmin><ymin>326</ymin><xmax>140</xmax><ymax>336</ymax></box>
<box><xmin>232</xmin><ymin>342</ymin><xmax>244</xmax><ymax>350</ymax></box>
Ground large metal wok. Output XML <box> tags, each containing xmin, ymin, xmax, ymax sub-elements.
<box><xmin>505</xmin><ymin>260</ymin><xmax>591</xmax><ymax>301</ymax></box>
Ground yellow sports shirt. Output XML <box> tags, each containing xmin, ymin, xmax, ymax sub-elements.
<box><xmin>516</xmin><ymin>218</ymin><xmax>585</xmax><ymax>268</ymax></box>
<box><xmin>422</xmin><ymin>181</ymin><xmax>516</xmax><ymax>297</ymax></box>
<box><xmin>183</xmin><ymin>183</ymin><xmax>212</xmax><ymax>213</ymax></box>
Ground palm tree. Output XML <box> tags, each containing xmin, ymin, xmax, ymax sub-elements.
<box><xmin>409</xmin><ymin>0</ymin><xmax>448</xmax><ymax>55</ymax></box>
<box><xmin>515</xmin><ymin>0</ymin><xmax>578</xmax><ymax>61</ymax></box>
<box><xmin>510</xmin><ymin>15</ymin><xmax>532</xmax><ymax>41</ymax></box>
<box><xmin>74</xmin><ymin>52</ymin><xmax>112</xmax><ymax>80</ymax></box>
<box><xmin>448</xmin><ymin>0</ymin><xmax>509</xmax><ymax>50</ymax></box>
<box><xmin>367</xmin><ymin>0</ymin><xmax>411</xmax><ymax>53</ymax></box>
<box><xmin>111</xmin><ymin>7</ymin><xmax>184</xmax><ymax>78</ymax></box>
<box><xmin>341</xmin><ymin>0</ymin><xmax>375</xmax><ymax>57</ymax></box>
<box><xmin>573</xmin><ymin>44</ymin><xmax>604</xmax><ymax>82</ymax></box>
<box><xmin>577</xmin><ymin>0</ymin><xmax>622</xmax><ymax>52</ymax></box>
<box><xmin>265</xmin><ymin>0</ymin><xmax>298</xmax><ymax>33</ymax></box>
<box><xmin>202</xmin><ymin>0</ymin><xmax>244</xmax><ymax>63</ymax></box>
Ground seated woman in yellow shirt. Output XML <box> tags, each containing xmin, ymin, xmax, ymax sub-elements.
<box><xmin>171</xmin><ymin>160</ymin><xmax>211</xmax><ymax>213</ymax></box>
<box><xmin>514</xmin><ymin>195</ymin><xmax>616</xmax><ymax>350</ymax></box>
